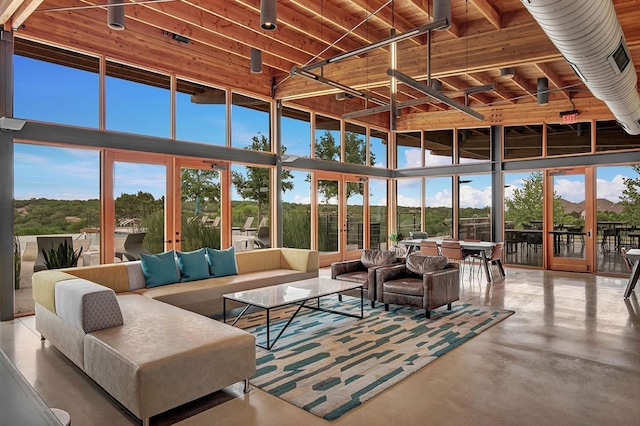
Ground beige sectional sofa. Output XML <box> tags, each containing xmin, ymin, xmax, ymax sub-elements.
<box><xmin>32</xmin><ymin>247</ymin><xmax>319</xmax><ymax>426</ymax></box>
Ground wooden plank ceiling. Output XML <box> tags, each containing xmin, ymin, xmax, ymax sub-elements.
<box><xmin>3</xmin><ymin>0</ymin><xmax>640</xmax><ymax>131</ymax></box>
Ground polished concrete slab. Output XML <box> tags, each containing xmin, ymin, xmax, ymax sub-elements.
<box><xmin>1</xmin><ymin>266</ymin><xmax>639</xmax><ymax>426</ymax></box>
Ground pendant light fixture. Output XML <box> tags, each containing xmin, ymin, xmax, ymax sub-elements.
<box><xmin>107</xmin><ymin>0</ymin><xmax>125</xmax><ymax>31</ymax></box>
<box><xmin>260</xmin><ymin>0</ymin><xmax>277</xmax><ymax>31</ymax></box>
<box><xmin>250</xmin><ymin>48</ymin><xmax>263</xmax><ymax>74</ymax></box>
<box><xmin>537</xmin><ymin>78</ymin><xmax>549</xmax><ymax>105</ymax></box>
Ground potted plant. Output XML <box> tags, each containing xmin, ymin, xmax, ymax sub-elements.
<box><xmin>388</xmin><ymin>232</ymin><xmax>406</xmax><ymax>256</ymax></box>
<box><xmin>42</xmin><ymin>240</ymin><xmax>83</xmax><ymax>270</ymax></box>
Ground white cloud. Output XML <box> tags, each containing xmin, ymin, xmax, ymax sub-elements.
<box><xmin>459</xmin><ymin>184</ymin><xmax>491</xmax><ymax>208</ymax></box>
<box><xmin>397</xmin><ymin>193</ymin><xmax>421</xmax><ymax>208</ymax></box>
<box><xmin>596</xmin><ymin>174</ymin><xmax>628</xmax><ymax>203</ymax></box>
<box><xmin>401</xmin><ymin>148</ymin><xmax>422</xmax><ymax>168</ymax></box>
<box><xmin>424</xmin><ymin>151</ymin><xmax>452</xmax><ymax>167</ymax></box>
<box><xmin>426</xmin><ymin>188</ymin><xmax>452</xmax><ymax>207</ymax></box>
<box><xmin>553</xmin><ymin>178</ymin><xmax>585</xmax><ymax>203</ymax></box>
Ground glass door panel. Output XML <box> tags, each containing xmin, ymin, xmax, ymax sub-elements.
<box><xmin>179</xmin><ymin>165</ymin><xmax>221</xmax><ymax>251</ymax></box>
<box><xmin>345</xmin><ymin>179</ymin><xmax>365</xmax><ymax>255</ymax></box>
<box><xmin>113</xmin><ymin>161</ymin><xmax>166</xmax><ymax>258</ymax></box>
<box><xmin>546</xmin><ymin>168</ymin><xmax>594</xmax><ymax>272</ymax></box>
<box><xmin>317</xmin><ymin>178</ymin><xmax>340</xmax><ymax>263</ymax></box>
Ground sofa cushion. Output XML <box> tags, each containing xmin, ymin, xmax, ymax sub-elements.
<box><xmin>126</xmin><ymin>261</ymin><xmax>146</xmax><ymax>291</ymax></box>
<box><xmin>140</xmin><ymin>250</ymin><xmax>180</xmax><ymax>288</ymax></box>
<box><xmin>206</xmin><ymin>247</ymin><xmax>238</xmax><ymax>277</ymax></box>
<box><xmin>360</xmin><ymin>249</ymin><xmax>396</xmax><ymax>268</ymax></box>
<box><xmin>406</xmin><ymin>254</ymin><xmax>448</xmax><ymax>275</ymax></box>
<box><xmin>176</xmin><ymin>248</ymin><xmax>210</xmax><ymax>282</ymax></box>
<box><xmin>55</xmin><ymin>278</ymin><xmax>124</xmax><ymax>333</ymax></box>
<box><xmin>64</xmin><ymin>263</ymin><xmax>130</xmax><ymax>294</ymax></box>
<box><xmin>32</xmin><ymin>270</ymin><xmax>78</xmax><ymax>313</ymax></box>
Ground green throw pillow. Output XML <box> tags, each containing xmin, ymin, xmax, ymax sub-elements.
<box><xmin>140</xmin><ymin>250</ymin><xmax>180</xmax><ymax>288</ymax></box>
<box><xmin>206</xmin><ymin>246</ymin><xmax>238</xmax><ymax>277</ymax></box>
<box><xmin>176</xmin><ymin>248</ymin><xmax>210</xmax><ymax>282</ymax></box>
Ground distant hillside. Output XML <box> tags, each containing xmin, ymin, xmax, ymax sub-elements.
<box><xmin>560</xmin><ymin>198</ymin><xmax>623</xmax><ymax>214</ymax></box>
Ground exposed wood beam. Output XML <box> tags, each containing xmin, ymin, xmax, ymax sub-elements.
<box><xmin>287</xmin><ymin>0</ymin><xmax>388</xmax><ymax>44</ymax></box>
<box><xmin>9</xmin><ymin>0</ymin><xmax>43</xmax><ymax>30</ymax></box>
<box><xmin>348</xmin><ymin>0</ymin><xmax>423</xmax><ymax>45</ymax></box>
<box><xmin>277</xmin><ymin>22</ymin><xmax>560</xmax><ymax>100</ymax></box>
<box><xmin>469</xmin><ymin>0</ymin><xmax>502</xmax><ymax>29</ymax></box>
<box><xmin>0</xmin><ymin>0</ymin><xmax>23</xmax><ymax>25</ymax></box>
<box><xmin>535</xmin><ymin>62</ymin><xmax>571</xmax><ymax>101</ymax></box>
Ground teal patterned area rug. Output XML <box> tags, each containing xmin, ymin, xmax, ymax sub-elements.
<box><xmin>239</xmin><ymin>300</ymin><xmax>514</xmax><ymax>421</ymax></box>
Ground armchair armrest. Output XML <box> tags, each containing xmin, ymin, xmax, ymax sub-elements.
<box><xmin>331</xmin><ymin>259</ymin><xmax>365</xmax><ymax>279</ymax></box>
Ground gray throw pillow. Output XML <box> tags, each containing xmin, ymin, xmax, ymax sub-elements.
<box><xmin>406</xmin><ymin>253</ymin><xmax>448</xmax><ymax>275</ymax></box>
<box><xmin>361</xmin><ymin>250</ymin><xmax>397</xmax><ymax>268</ymax></box>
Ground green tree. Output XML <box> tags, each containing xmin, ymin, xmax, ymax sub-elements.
<box><xmin>315</xmin><ymin>130</ymin><xmax>374</xmax><ymax>202</ymax></box>
<box><xmin>620</xmin><ymin>165</ymin><xmax>640</xmax><ymax>224</ymax></box>
<box><xmin>115</xmin><ymin>191</ymin><xmax>163</xmax><ymax>225</ymax></box>
<box><xmin>505</xmin><ymin>172</ymin><xmax>563</xmax><ymax>226</ymax></box>
<box><xmin>232</xmin><ymin>134</ymin><xmax>294</xmax><ymax>221</ymax></box>
<box><xmin>180</xmin><ymin>168</ymin><xmax>220</xmax><ymax>216</ymax></box>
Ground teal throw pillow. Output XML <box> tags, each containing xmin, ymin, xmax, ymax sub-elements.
<box><xmin>176</xmin><ymin>248</ymin><xmax>210</xmax><ymax>282</ymax></box>
<box><xmin>140</xmin><ymin>250</ymin><xmax>180</xmax><ymax>288</ymax></box>
<box><xmin>206</xmin><ymin>246</ymin><xmax>238</xmax><ymax>277</ymax></box>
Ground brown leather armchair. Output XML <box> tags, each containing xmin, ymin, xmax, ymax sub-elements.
<box><xmin>375</xmin><ymin>257</ymin><xmax>460</xmax><ymax>319</ymax></box>
<box><xmin>331</xmin><ymin>250</ymin><xmax>398</xmax><ymax>308</ymax></box>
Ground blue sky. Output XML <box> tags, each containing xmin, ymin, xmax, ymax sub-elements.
<box><xmin>12</xmin><ymin>54</ymin><xmax>639</xmax><ymax>209</ymax></box>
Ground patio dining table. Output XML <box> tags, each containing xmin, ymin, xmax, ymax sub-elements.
<box><xmin>400</xmin><ymin>238</ymin><xmax>501</xmax><ymax>283</ymax></box>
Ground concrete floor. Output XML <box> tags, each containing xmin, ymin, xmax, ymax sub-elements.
<box><xmin>1</xmin><ymin>266</ymin><xmax>640</xmax><ymax>426</ymax></box>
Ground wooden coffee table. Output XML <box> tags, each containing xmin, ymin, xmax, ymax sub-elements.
<box><xmin>223</xmin><ymin>278</ymin><xmax>363</xmax><ymax>349</ymax></box>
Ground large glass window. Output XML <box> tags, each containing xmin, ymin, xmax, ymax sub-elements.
<box><xmin>547</xmin><ymin>122</ymin><xmax>591</xmax><ymax>156</ymax></box>
<box><xmin>458</xmin><ymin>128</ymin><xmax>490</xmax><ymax>163</ymax></box>
<box><xmin>504</xmin><ymin>125</ymin><xmax>543</xmax><ymax>160</ymax></box>
<box><xmin>369</xmin><ymin>178</ymin><xmax>387</xmax><ymax>249</ymax></box>
<box><xmin>595</xmin><ymin>120</ymin><xmax>640</xmax><ymax>152</ymax></box>
<box><xmin>396</xmin><ymin>132</ymin><xmax>421</xmax><ymax>169</ymax></box>
<box><xmin>504</xmin><ymin>171</ymin><xmax>543</xmax><ymax>267</ymax></box>
<box><xmin>176</xmin><ymin>80</ymin><xmax>226</xmax><ymax>145</ymax></box>
<box><xmin>14</xmin><ymin>144</ymin><xmax>100</xmax><ymax>314</ymax></box>
<box><xmin>14</xmin><ymin>40</ymin><xmax>99</xmax><ymax>128</ymax></box>
<box><xmin>180</xmin><ymin>167</ymin><xmax>221</xmax><ymax>251</ymax></box>
<box><xmin>370</xmin><ymin>129</ymin><xmax>388</xmax><ymax>168</ymax></box>
<box><xmin>425</xmin><ymin>177</ymin><xmax>453</xmax><ymax>238</ymax></box>
<box><xmin>315</xmin><ymin>115</ymin><xmax>341</xmax><ymax>162</ymax></box>
<box><xmin>344</xmin><ymin>122</ymin><xmax>367</xmax><ymax>165</ymax></box>
<box><xmin>396</xmin><ymin>178</ymin><xmax>421</xmax><ymax>238</ymax></box>
<box><xmin>231</xmin><ymin>164</ymin><xmax>272</xmax><ymax>250</ymax></box>
<box><xmin>424</xmin><ymin>130</ymin><xmax>453</xmax><ymax>166</ymax></box>
<box><xmin>282</xmin><ymin>170</ymin><xmax>311</xmax><ymax>249</ymax></box>
<box><xmin>281</xmin><ymin>106</ymin><xmax>311</xmax><ymax>158</ymax></box>
<box><xmin>106</xmin><ymin>62</ymin><xmax>170</xmax><ymax>138</ymax></box>
<box><xmin>231</xmin><ymin>93</ymin><xmax>271</xmax><ymax>151</ymax></box>
<box><xmin>458</xmin><ymin>174</ymin><xmax>491</xmax><ymax>240</ymax></box>
<box><xmin>596</xmin><ymin>165</ymin><xmax>640</xmax><ymax>273</ymax></box>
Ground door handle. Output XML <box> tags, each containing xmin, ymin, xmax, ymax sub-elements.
<box><xmin>586</xmin><ymin>230</ymin><xmax>591</xmax><ymax>237</ymax></box>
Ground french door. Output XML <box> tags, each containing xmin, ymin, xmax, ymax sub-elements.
<box><xmin>315</xmin><ymin>172</ymin><xmax>367</xmax><ymax>267</ymax></box>
<box><xmin>545</xmin><ymin>167</ymin><xmax>595</xmax><ymax>272</ymax></box>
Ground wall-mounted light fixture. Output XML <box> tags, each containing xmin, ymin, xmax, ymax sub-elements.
<box><xmin>279</xmin><ymin>154</ymin><xmax>299</xmax><ymax>163</ymax></box>
<box><xmin>107</xmin><ymin>0</ymin><xmax>125</xmax><ymax>31</ymax></box>
<box><xmin>250</xmin><ymin>48</ymin><xmax>263</xmax><ymax>74</ymax></box>
<box><xmin>260</xmin><ymin>0</ymin><xmax>277</xmax><ymax>31</ymax></box>
<box><xmin>0</xmin><ymin>117</ymin><xmax>26</xmax><ymax>131</ymax></box>
<box><xmin>537</xmin><ymin>77</ymin><xmax>549</xmax><ymax>105</ymax></box>
<box><xmin>211</xmin><ymin>163</ymin><xmax>228</xmax><ymax>171</ymax></box>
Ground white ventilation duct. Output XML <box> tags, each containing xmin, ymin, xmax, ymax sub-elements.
<box><xmin>521</xmin><ymin>0</ymin><xmax>640</xmax><ymax>135</ymax></box>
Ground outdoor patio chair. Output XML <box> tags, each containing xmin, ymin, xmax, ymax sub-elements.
<box><xmin>34</xmin><ymin>236</ymin><xmax>73</xmax><ymax>272</ymax></box>
<box><xmin>254</xmin><ymin>226</ymin><xmax>271</xmax><ymax>249</ymax></box>
<box><xmin>115</xmin><ymin>232</ymin><xmax>150</xmax><ymax>261</ymax></box>
<box><xmin>233</xmin><ymin>217</ymin><xmax>254</xmax><ymax>234</ymax></box>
